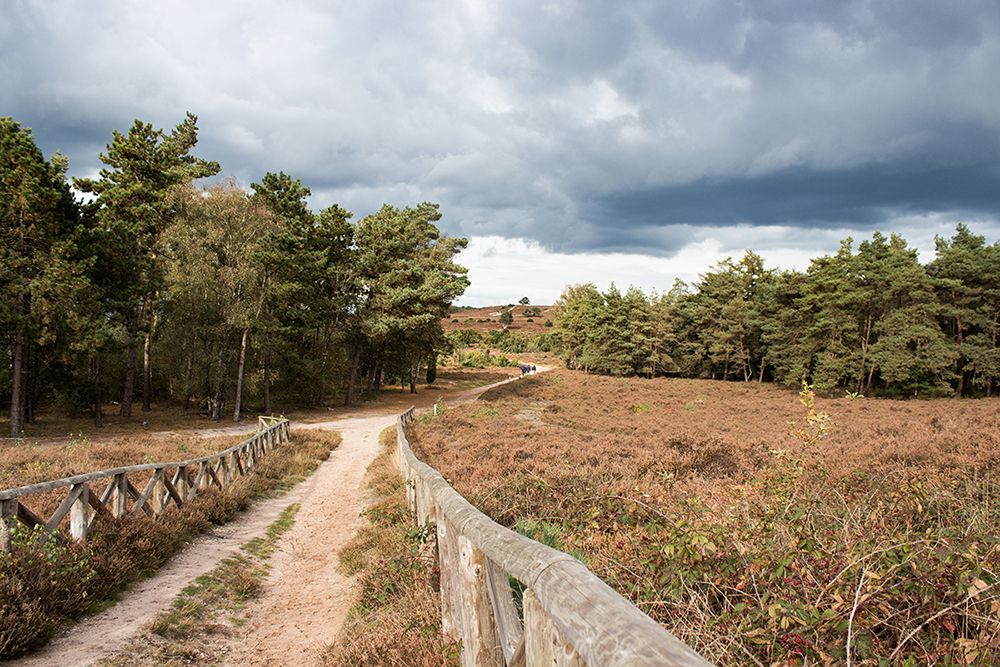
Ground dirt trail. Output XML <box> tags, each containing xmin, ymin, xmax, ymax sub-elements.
<box><xmin>221</xmin><ymin>413</ymin><xmax>395</xmax><ymax>667</ymax></box>
<box><xmin>4</xmin><ymin>370</ymin><xmax>538</xmax><ymax>667</ymax></box>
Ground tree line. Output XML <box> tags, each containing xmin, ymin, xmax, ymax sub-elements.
<box><xmin>1</xmin><ymin>114</ymin><xmax>469</xmax><ymax>437</ymax></box>
<box><xmin>551</xmin><ymin>227</ymin><xmax>1000</xmax><ymax>398</ymax></box>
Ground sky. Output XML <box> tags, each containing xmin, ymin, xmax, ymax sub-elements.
<box><xmin>4</xmin><ymin>0</ymin><xmax>1000</xmax><ymax>306</ymax></box>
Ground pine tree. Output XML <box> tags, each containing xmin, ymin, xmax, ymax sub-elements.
<box><xmin>928</xmin><ymin>224</ymin><xmax>1000</xmax><ymax>396</ymax></box>
<box><xmin>74</xmin><ymin>113</ymin><xmax>219</xmax><ymax>416</ymax></box>
<box><xmin>344</xmin><ymin>203</ymin><xmax>469</xmax><ymax>405</ymax></box>
<box><xmin>0</xmin><ymin>118</ymin><xmax>82</xmax><ymax>436</ymax></box>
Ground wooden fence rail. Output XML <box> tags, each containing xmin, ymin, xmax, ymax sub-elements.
<box><xmin>0</xmin><ymin>416</ymin><xmax>290</xmax><ymax>552</ymax></box>
<box><xmin>395</xmin><ymin>407</ymin><xmax>715</xmax><ymax>667</ymax></box>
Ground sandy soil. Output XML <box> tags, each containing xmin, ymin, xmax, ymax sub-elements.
<box><xmin>3</xmin><ymin>370</ymin><xmax>540</xmax><ymax>667</ymax></box>
<box><xmin>221</xmin><ymin>413</ymin><xmax>396</xmax><ymax>667</ymax></box>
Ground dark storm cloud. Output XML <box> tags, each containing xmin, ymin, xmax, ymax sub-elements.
<box><xmin>3</xmin><ymin>0</ymin><xmax>999</xmax><ymax>268</ymax></box>
<box><xmin>570</xmin><ymin>158</ymin><xmax>1000</xmax><ymax>254</ymax></box>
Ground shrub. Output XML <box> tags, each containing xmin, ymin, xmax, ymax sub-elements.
<box><xmin>482</xmin><ymin>329</ymin><xmax>530</xmax><ymax>353</ymax></box>
<box><xmin>453</xmin><ymin>348</ymin><xmax>518</xmax><ymax>369</ymax></box>
<box><xmin>0</xmin><ymin>527</ymin><xmax>97</xmax><ymax>656</ymax></box>
<box><xmin>448</xmin><ymin>328</ymin><xmax>483</xmax><ymax>348</ymax></box>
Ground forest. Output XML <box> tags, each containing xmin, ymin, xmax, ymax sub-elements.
<box><xmin>5</xmin><ymin>112</ymin><xmax>999</xmax><ymax>441</ymax></box>
<box><xmin>0</xmin><ymin>114</ymin><xmax>469</xmax><ymax>437</ymax></box>
<box><xmin>548</xmin><ymin>226</ymin><xmax>1000</xmax><ymax>398</ymax></box>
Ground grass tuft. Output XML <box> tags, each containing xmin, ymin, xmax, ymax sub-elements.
<box><xmin>147</xmin><ymin>503</ymin><xmax>300</xmax><ymax>643</ymax></box>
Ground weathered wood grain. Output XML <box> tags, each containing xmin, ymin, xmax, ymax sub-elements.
<box><xmin>486</xmin><ymin>556</ymin><xmax>523</xmax><ymax>664</ymax></box>
<box><xmin>70</xmin><ymin>483</ymin><xmax>89</xmax><ymax>541</ymax></box>
<box><xmin>437</xmin><ymin>507</ymin><xmax>462</xmax><ymax>641</ymax></box>
<box><xmin>458</xmin><ymin>534</ymin><xmax>504</xmax><ymax>667</ymax></box>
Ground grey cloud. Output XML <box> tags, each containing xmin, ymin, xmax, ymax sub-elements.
<box><xmin>3</xmin><ymin>0</ymin><xmax>999</xmax><ymax>266</ymax></box>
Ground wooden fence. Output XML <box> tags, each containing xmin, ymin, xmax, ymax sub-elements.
<box><xmin>395</xmin><ymin>408</ymin><xmax>714</xmax><ymax>667</ymax></box>
<box><xmin>0</xmin><ymin>416</ymin><xmax>290</xmax><ymax>551</ymax></box>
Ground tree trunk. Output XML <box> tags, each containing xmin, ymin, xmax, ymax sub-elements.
<box><xmin>142</xmin><ymin>294</ymin><xmax>159</xmax><ymax>412</ymax></box>
<box><xmin>233</xmin><ymin>328</ymin><xmax>249</xmax><ymax>422</ymax></box>
<box><xmin>317</xmin><ymin>326</ymin><xmax>331</xmax><ymax>407</ymax></box>
<box><xmin>183</xmin><ymin>339</ymin><xmax>194</xmax><ymax>411</ymax></box>
<box><xmin>143</xmin><ymin>329</ymin><xmax>152</xmax><ymax>411</ymax></box>
<box><xmin>345</xmin><ymin>340</ymin><xmax>364</xmax><ymax>406</ymax></box>
<box><xmin>426</xmin><ymin>353</ymin><xmax>437</xmax><ymax>384</ymax></box>
<box><xmin>211</xmin><ymin>348</ymin><xmax>226</xmax><ymax>421</ymax></box>
<box><xmin>409</xmin><ymin>350</ymin><xmax>422</xmax><ymax>394</ymax></box>
<box><xmin>857</xmin><ymin>311</ymin><xmax>874</xmax><ymax>394</ymax></box>
<box><xmin>954</xmin><ymin>305</ymin><xmax>966</xmax><ymax>398</ymax></box>
<box><xmin>211</xmin><ymin>394</ymin><xmax>223</xmax><ymax>421</ymax></box>
<box><xmin>120</xmin><ymin>318</ymin><xmax>139</xmax><ymax>417</ymax></box>
<box><xmin>26</xmin><ymin>342</ymin><xmax>38</xmax><ymax>425</ymax></box>
<box><xmin>91</xmin><ymin>352</ymin><xmax>102</xmax><ymax>428</ymax></box>
<box><xmin>10</xmin><ymin>329</ymin><xmax>25</xmax><ymax>438</ymax></box>
<box><xmin>263</xmin><ymin>345</ymin><xmax>271</xmax><ymax>414</ymax></box>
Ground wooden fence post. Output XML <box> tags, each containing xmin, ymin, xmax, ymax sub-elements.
<box><xmin>417</xmin><ymin>476</ymin><xmax>434</xmax><ymax>527</ymax></box>
<box><xmin>458</xmin><ymin>534</ymin><xmax>504</xmax><ymax>667</ymax></box>
<box><xmin>486</xmin><ymin>559</ymin><xmax>523</xmax><ymax>664</ymax></box>
<box><xmin>150</xmin><ymin>468</ymin><xmax>167</xmax><ymax>516</ymax></box>
<box><xmin>0</xmin><ymin>498</ymin><xmax>17</xmax><ymax>552</ymax></box>
<box><xmin>437</xmin><ymin>505</ymin><xmax>462</xmax><ymax>641</ymax></box>
<box><xmin>111</xmin><ymin>473</ymin><xmax>127</xmax><ymax>517</ymax></box>
<box><xmin>70</xmin><ymin>483</ymin><xmax>89</xmax><ymax>541</ymax></box>
<box><xmin>175</xmin><ymin>466</ymin><xmax>188</xmax><ymax>502</ymax></box>
<box><xmin>523</xmin><ymin>589</ymin><xmax>586</xmax><ymax>667</ymax></box>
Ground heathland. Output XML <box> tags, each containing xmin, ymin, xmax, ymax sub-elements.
<box><xmin>410</xmin><ymin>370</ymin><xmax>1000</xmax><ymax>666</ymax></box>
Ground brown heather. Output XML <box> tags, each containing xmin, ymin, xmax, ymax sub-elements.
<box><xmin>410</xmin><ymin>370</ymin><xmax>1000</xmax><ymax>666</ymax></box>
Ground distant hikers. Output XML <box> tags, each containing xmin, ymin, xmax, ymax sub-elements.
<box><xmin>520</xmin><ymin>364</ymin><xmax>530</xmax><ymax>376</ymax></box>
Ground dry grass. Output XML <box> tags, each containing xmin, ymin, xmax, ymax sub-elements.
<box><xmin>410</xmin><ymin>371</ymin><xmax>1000</xmax><ymax>666</ymax></box>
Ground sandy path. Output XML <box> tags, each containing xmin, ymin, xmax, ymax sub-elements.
<box><xmin>3</xmin><ymin>370</ymin><xmax>541</xmax><ymax>667</ymax></box>
<box><xmin>221</xmin><ymin>414</ymin><xmax>396</xmax><ymax>667</ymax></box>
